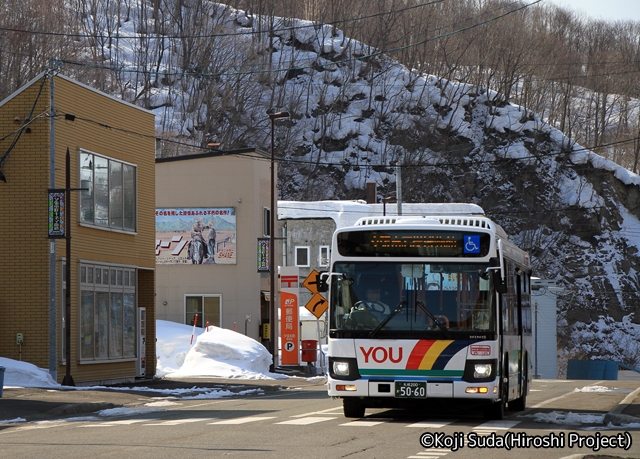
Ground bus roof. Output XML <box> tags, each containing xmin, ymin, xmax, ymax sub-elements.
<box><xmin>349</xmin><ymin>214</ymin><xmax>509</xmax><ymax>241</ymax></box>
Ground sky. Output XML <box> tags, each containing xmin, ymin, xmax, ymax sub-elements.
<box><xmin>546</xmin><ymin>0</ymin><xmax>640</xmax><ymax>22</ymax></box>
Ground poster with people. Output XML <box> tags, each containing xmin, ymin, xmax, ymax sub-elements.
<box><xmin>155</xmin><ymin>208</ymin><xmax>236</xmax><ymax>265</ymax></box>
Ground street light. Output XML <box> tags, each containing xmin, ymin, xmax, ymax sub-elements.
<box><xmin>268</xmin><ymin>110</ymin><xmax>289</xmax><ymax>372</ymax></box>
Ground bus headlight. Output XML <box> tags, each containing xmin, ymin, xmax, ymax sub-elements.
<box><xmin>328</xmin><ymin>357</ymin><xmax>360</xmax><ymax>380</ymax></box>
<box><xmin>462</xmin><ymin>359</ymin><xmax>496</xmax><ymax>382</ymax></box>
<box><xmin>474</xmin><ymin>363</ymin><xmax>492</xmax><ymax>379</ymax></box>
<box><xmin>333</xmin><ymin>361</ymin><xmax>350</xmax><ymax>376</ymax></box>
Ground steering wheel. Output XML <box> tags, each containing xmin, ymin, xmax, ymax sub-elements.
<box><xmin>430</xmin><ymin>314</ymin><xmax>450</xmax><ymax>329</ymax></box>
<box><xmin>354</xmin><ymin>301</ymin><xmax>391</xmax><ymax>315</ymax></box>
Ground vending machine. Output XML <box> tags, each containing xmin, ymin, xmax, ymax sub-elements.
<box><xmin>137</xmin><ymin>307</ymin><xmax>146</xmax><ymax>377</ymax></box>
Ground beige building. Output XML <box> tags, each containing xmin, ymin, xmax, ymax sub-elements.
<box><xmin>0</xmin><ymin>73</ymin><xmax>156</xmax><ymax>385</ymax></box>
<box><xmin>155</xmin><ymin>149</ymin><xmax>272</xmax><ymax>343</ymax></box>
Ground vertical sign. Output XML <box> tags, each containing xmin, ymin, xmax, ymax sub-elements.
<box><xmin>257</xmin><ymin>238</ymin><xmax>269</xmax><ymax>272</ymax></box>
<box><xmin>48</xmin><ymin>189</ymin><xmax>66</xmax><ymax>238</ymax></box>
<box><xmin>280</xmin><ymin>266</ymin><xmax>299</xmax><ymax>365</ymax></box>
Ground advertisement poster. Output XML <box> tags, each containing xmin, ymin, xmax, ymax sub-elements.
<box><xmin>155</xmin><ymin>208</ymin><xmax>236</xmax><ymax>265</ymax></box>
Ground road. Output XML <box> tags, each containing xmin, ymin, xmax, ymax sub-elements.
<box><xmin>0</xmin><ymin>378</ymin><xmax>638</xmax><ymax>459</ymax></box>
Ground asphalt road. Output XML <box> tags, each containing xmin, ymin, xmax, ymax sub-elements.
<box><xmin>0</xmin><ymin>378</ymin><xmax>639</xmax><ymax>459</ymax></box>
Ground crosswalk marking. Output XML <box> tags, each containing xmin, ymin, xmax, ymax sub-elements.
<box><xmin>408</xmin><ymin>451</ymin><xmax>450</xmax><ymax>459</ymax></box>
<box><xmin>339</xmin><ymin>420</ymin><xmax>387</xmax><ymax>426</ymax></box>
<box><xmin>81</xmin><ymin>419</ymin><xmax>154</xmax><ymax>428</ymax></box>
<box><xmin>471</xmin><ymin>420</ymin><xmax>520</xmax><ymax>436</ymax></box>
<box><xmin>208</xmin><ymin>416</ymin><xmax>277</xmax><ymax>425</ymax></box>
<box><xmin>276</xmin><ymin>416</ymin><xmax>338</xmax><ymax>425</ymax></box>
<box><xmin>144</xmin><ymin>418</ymin><xmax>215</xmax><ymax>426</ymax></box>
<box><xmin>474</xmin><ymin>420</ymin><xmax>519</xmax><ymax>430</ymax></box>
<box><xmin>406</xmin><ymin>421</ymin><xmax>453</xmax><ymax>428</ymax></box>
<box><xmin>291</xmin><ymin>407</ymin><xmax>343</xmax><ymax>417</ymax></box>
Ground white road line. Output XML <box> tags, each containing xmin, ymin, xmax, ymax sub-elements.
<box><xmin>406</xmin><ymin>421</ymin><xmax>454</xmax><ymax>428</ymax></box>
<box><xmin>80</xmin><ymin>419</ymin><xmax>155</xmax><ymax>427</ymax></box>
<box><xmin>144</xmin><ymin>418</ymin><xmax>215</xmax><ymax>426</ymax></box>
<box><xmin>208</xmin><ymin>416</ymin><xmax>277</xmax><ymax>425</ymax></box>
<box><xmin>276</xmin><ymin>416</ymin><xmax>338</xmax><ymax>425</ymax></box>
<box><xmin>339</xmin><ymin>420</ymin><xmax>387</xmax><ymax>426</ymax></box>
<box><xmin>408</xmin><ymin>451</ymin><xmax>451</xmax><ymax>459</ymax></box>
<box><xmin>291</xmin><ymin>407</ymin><xmax>343</xmax><ymax>417</ymax></box>
<box><xmin>474</xmin><ymin>420</ymin><xmax>519</xmax><ymax>430</ymax></box>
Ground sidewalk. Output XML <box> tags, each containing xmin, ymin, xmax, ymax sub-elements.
<box><xmin>0</xmin><ymin>376</ymin><xmax>326</xmax><ymax>424</ymax></box>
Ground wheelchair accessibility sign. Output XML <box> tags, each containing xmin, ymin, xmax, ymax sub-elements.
<box><xmin>463</xmin><ymin>235</ymin><xmax>480</xmax><ymax>254</ymax></box>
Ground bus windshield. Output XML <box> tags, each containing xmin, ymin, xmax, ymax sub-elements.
<box><xmin>330</xmin><ymin>262</ymin><xmax>495</xmax><ymax>336</ymax></box>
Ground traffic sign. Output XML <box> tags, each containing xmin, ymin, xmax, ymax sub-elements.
<box><xmin>302</xmin><ymin>269</ymin><xmax>321</xmax><ymax>295</ymax></box>
<box><xmin>305</xmin><ymin>293</ymin><xmax>328</xmax><ymax>319</ymax></box>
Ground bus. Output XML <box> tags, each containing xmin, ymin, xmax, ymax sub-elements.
<box><xmin>322</xmin><ymin>207</ymin><xmax>532</xmax><ymax>420</ymax></box>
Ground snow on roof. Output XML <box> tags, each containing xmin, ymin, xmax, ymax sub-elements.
<box><xmin>278</xmin><ymin>200</ymin><xmax>485</xmax><ymax>229</ymax></box>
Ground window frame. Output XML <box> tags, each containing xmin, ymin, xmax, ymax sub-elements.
<box><xmin>78</xmin><ymin>262</ymin><xmax>138</xmax><ymax>363</ymax></box>
<box><xmin>185</xmin><ymin>294</ymin><xmax>222</xmax><ymax>328</ymax></box>
<box><xmin>318</xmin><ymin>245</ymin><xmax>330</xmax><ymax>267</ymax></box>
<box><xmin>263</xmin><ymin>207</ymin><xmax>271</xmax><ymax>237</ymax></box>
<box><xmin>295</xmin><ymin>246</ymin><xmax>311</xmax><ymax>267</ymax></box>
<box><xmin>79</xmin><ymin>149</ymin><xmax>137</xmax><ymax>233</ymax></box>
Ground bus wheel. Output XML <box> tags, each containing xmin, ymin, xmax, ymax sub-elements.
<box><xmin>484</xmin><ymin>379</ymin><xmax>507</xmax><ymax>420</ymax></box>
<box><xmin>343</xmin><ymin>398</ymin><xmax>365</xmax><ymax>418</ymax></box>
<box><xmin>510</xmin><ymin>369</ymin><xmax>527</xmax><ymax>411</ymax></box>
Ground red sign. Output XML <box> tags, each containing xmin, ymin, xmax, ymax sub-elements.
<box><xmin>280</xmin><ymin>291</ymin><xmax>299</xmax><ymax>365</ymax></box>
<box><xmin>470</xmin><ymin>345</ymin><xmax>491</xmax><ymax>356</ymax></box>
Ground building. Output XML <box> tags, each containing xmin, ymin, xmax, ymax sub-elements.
<box><xmin>531</xmin><ymin>278</ymin><xmax>562</xmax><ymax>379</ymax></box>
<box><xmin>155</xmin><ymin>149</ymin><xmax>272</xmax><ymax>344</ymax></box>
<box><xmin>0</xmin><ymin>73</ymin><xmax>157</xmax><ymax>385</ymax></box>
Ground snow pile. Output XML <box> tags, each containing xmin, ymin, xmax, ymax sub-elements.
<box><xmin>0</xmin><ymin>357</ymin><xmax>59</xmax><ymax>389</ymax></box>
<box><xmin>1</xmin><ymin>320</ymin><xmax>286</xmax><ymax>390</ymax></box>
<box><xmin>161</xmin><ymin>321</ymin><xmax>282</xmax><ymax>380</ymax></box>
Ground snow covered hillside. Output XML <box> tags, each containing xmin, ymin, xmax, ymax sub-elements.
<box><xmin>62</xmin><ymin>1</ymin><xmax>640</xmax><ymax>373</ymax></box>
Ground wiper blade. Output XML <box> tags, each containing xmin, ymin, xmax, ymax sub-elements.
<box><xmin>369</xmin><ymin>301</ymin><xmax>405</xmax><ymax>338</ymax></box>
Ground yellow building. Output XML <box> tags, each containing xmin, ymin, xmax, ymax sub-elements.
<box><xmin>0</xmin><ymin>72</ymin><xmax>156</xmax><ymax>385</ymax></box>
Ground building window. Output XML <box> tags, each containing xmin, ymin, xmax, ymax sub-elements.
<box><xmin>185</xmin><ymin>295</ymin><xmax>222</xmax><ymax>328</ymax></box>
<box><xmin>80</xmin><ymin>150</ymin><xmax>137</xmax><ymax>231</ymax></box>
<box><xmin>79</xmin><ymin>263</ymin><xmax>137</xmax><ymax>361</ymax></box>
<box><xmin>263</xmin><ymin>207</ymin><xmax>271</xmax><ymax>236</ymax></box>
<box><xmin>295</xmin><ymin>246</ymin><xmax>310</xmax><ymax>267</ymax></box>
<box><xmin>318</xmin><ymin>246</ymin><xmax>330</xmax><ymax>267</ymax></box>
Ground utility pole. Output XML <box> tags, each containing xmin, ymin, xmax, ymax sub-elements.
<box><xmin>396</xmin><ymin>162</ymin><xmax>403</xmax><ymax>216</ymax></box>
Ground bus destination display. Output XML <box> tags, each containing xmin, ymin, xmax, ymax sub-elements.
<box><xmin>337</xmin><ymin>230</ymin><xmax>491</xmax><ymax>257</ymax></box>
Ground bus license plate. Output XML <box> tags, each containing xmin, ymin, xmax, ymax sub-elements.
<box><xmin>395</xmin><ymin>381</ymin><xmax>427</xmax><ymax>398</ymax></box>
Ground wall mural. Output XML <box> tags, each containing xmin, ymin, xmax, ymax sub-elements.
<box><xmin>155</xmin><ymin>208</ymin><xmax>236</xmax><ymax>265</ymax></box>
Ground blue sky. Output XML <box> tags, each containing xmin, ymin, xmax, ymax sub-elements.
<box><xmin>545</xmin><ymin>0</ymin><xmax>640</xmax><ymax>22</ymax></box>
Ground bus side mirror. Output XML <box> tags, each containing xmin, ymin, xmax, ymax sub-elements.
<box><xmin>488</xmin><ymin>257</ymin><xmax>507</xmax><ymax>294</ymax></box>
<box><xmin>494</xmin><ymin>276</ymin><xmax>507</xmax><ymax>294</ymax></box>
<box><xmin>317</xmin><ymin>271</ymin><xmax>329</xmax><ymax>292</ymax></box>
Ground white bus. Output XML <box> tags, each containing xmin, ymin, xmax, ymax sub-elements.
<box><xmin>322</xmin><ymin>208</ymin><xmax>532</xmax><ymax>419</ymax></box>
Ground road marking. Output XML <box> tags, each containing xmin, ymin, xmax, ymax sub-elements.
<box><xmin>276</xmin><ymin>416</ymin><xmax>338</xmax><ymax>425</ymax></box>
<box><xmin>208</xmin><ymin>416</ymin><xmax>277</xmax><ymax>425</ymax></box>
<box><xmin>408</xmin><ymin>451</ymin><xmax>450</xmax><ymax>458</ymax></box>
<box><xmin>80</xmin><ymin>419</ymin><xmax>155</xmax><ymax>427</ymax></box>
<box><xmin>474</xmin><ymin>420</ymin><xmax>519</xmax><ymax>430</ymax></box>
<box><xmin>406</xmin><ymin>421</ymin><xmax>453</xmax><ymax>428</ymax></box>
<box><xmin>291</xmin><ymin>406</ymin><xmax>343</xmax><ymax>417</ymax></box>
<box><xmin>339</xmin><ymin>420</ymin><xmax>387</xmax><ymax>426</ymax></box>
<box><xmin>144</xmin><ymin>418</ymin><xmax>215</xmax><ymax>426</ymax></box>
